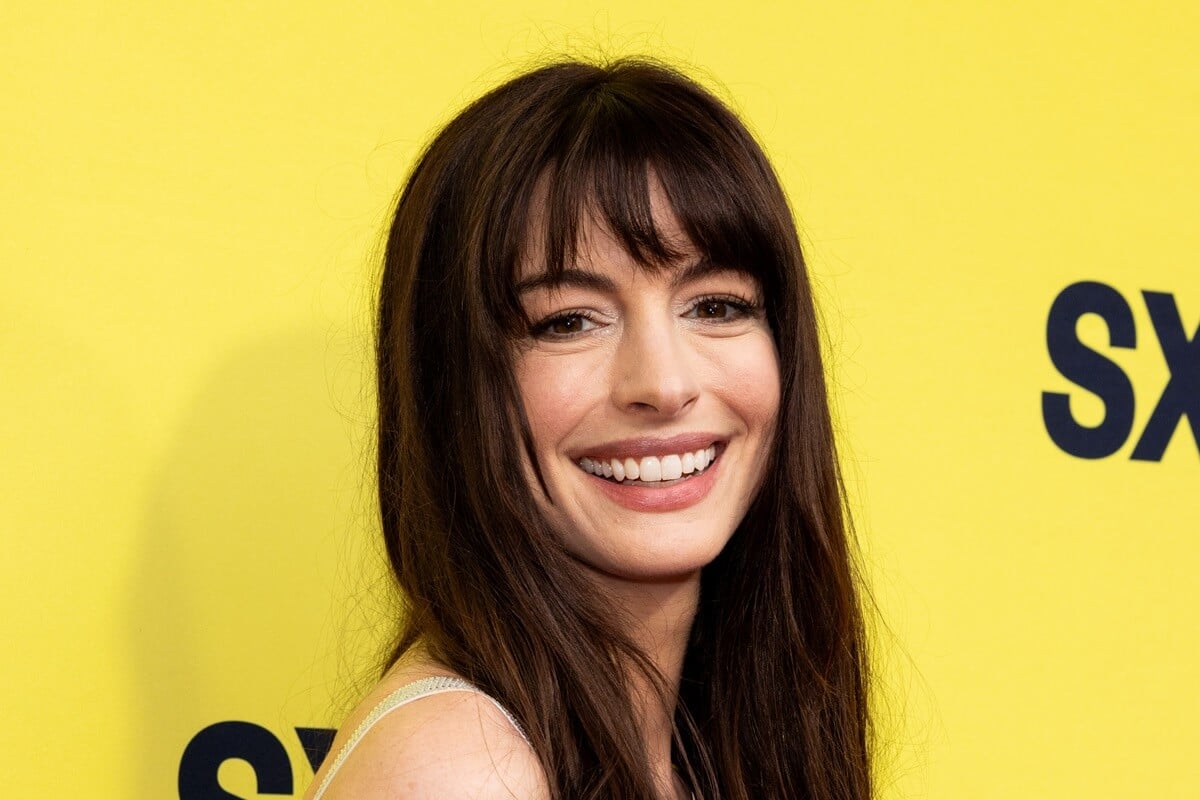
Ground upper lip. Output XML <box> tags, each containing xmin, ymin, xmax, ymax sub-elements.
<box><xmin>572</xmin><ymin>432</ymin><xmax>724</xmax><ymax>461</ymax></box>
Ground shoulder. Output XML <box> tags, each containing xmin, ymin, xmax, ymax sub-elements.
<box><xmin>306</xmin><ymin>662</ymin><xmax>549</xmax><ymax>800</ymax></box>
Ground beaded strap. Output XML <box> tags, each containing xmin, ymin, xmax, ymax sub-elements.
<box><xmin>309</xmin><ymin>676</ymin><xmax>528</xmax><ymax>800</ymax></box>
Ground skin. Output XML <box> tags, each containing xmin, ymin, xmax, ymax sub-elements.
<box><xmin>514</xmin><ymin>178</ymin><xmax>781</xmax><ymax>796</ymax></box>
<box><xmin>305</xmin><ymin>647</ymin><xmax>549</xmax><ymax>800</ymax></box>
<box><xmin>515</xmin><ymin>192</ymin><xmax>780</xmax><ymax>584</ymax></box>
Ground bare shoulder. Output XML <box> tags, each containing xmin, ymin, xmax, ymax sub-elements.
<box><xmin>305</xmin><ymin>657</ymin><xmax>549</xmax><ymax>800</ymax></box>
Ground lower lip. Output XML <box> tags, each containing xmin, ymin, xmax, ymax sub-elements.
<box><xmin>583</xmin><ymin>452</ymin><xmax>721</xmax><ymax>512</ymax></box>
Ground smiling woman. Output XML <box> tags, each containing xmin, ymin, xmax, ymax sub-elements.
<box><xmin>305</xmin><ymin>57</ymin><xmax>873</xmax><ymax>800</ymax></box>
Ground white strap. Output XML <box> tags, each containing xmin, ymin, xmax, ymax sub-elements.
<box><xmin>309</xmin><ymin>676</ymin><xmax>528</xmax><ymax>800</ymax></box>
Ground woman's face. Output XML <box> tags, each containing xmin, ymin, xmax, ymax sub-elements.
<box><xmin>514</xmin><ymin>184</ymin><xmax>781</xmax><ymax>583</ymax></box>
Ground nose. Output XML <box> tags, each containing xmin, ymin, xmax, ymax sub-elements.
<box><xmin>610</xmin><ymin>314</ymin><xmax>700</xmax><ymax>417</ymax></box>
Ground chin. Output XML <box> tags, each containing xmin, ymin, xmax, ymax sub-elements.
<box><xmin>569</xmin><ymin>528</ymin><xmax>733</xmax><ymax>585</ymax></box>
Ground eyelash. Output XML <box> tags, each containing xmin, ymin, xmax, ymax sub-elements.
<box><xmin>528</xmin><ymin>294</ymin><xmax>763</xmax><ymax>339</ymax></box>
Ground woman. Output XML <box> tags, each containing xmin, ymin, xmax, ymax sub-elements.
<box><xmin>306</xmin><ymin>57</ymin><xmax>872</xmax><ymax>800</ymax></box>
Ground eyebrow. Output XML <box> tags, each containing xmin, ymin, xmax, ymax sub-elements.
<box><xmin>515</xmin><ymin>268</ymin><xmax>616</xmax><ymax>296</ymax></box>
<box><xmin>515</xmin><ymin>257</ymin><xmax>748</xmax><ymax>296</ymax></box>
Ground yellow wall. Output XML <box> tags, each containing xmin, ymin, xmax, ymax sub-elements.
<box><xmin>2</xmin><ymin>2</ymin><xmax>1196</xmax><ymax>797</ymax></box>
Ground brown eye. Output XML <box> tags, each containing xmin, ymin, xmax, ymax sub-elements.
<box><xmin>686</xmin><ymin>295</ymin><xmax>759</xmax><ymax>323</ymax></box>
<box><xmin>530</xmin><ymin>312</ymin><xmax>599</xmax><ymax>339</ymax></box>
<box><xmin>550</xmin><ymin>315</ymin><xmax>585</xmax><ymax>334</ymax></box>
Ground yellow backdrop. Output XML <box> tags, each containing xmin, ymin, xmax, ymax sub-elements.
<box><xmin>2</xmin><ymin>2</ymin><xmax>1196</xmax><ymax>797</ymax></box>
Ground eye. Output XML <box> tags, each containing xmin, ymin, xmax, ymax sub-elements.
<box><xmin>696</xmin><ymin>300</ymin><xmax>733</xmax><ymax>319</ymax></box>
<box><xmin>686</xmin><ymin>295</ymin><xmax>760</xmax><ymax>321</ymax></box>
<box><xmin>529</xmin><ymin>312</ymin><xmax>599</xmax><ymax>339</ymax></box>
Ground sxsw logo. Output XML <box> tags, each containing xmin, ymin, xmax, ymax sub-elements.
<box><xmin>179</xmin><ymin>722</ymin><xmax>335</xmax><ymax>799</ymax></box>
<box><xmin>1043</xmin><ymin>281</ymin><xmax>1199</xmax><ymax>460</ymax></box>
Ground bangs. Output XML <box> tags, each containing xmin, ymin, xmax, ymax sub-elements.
<box><xmin>484</xmin><ymin>63</ymin><xmax>790</xmax><ymax>333</ymax></box>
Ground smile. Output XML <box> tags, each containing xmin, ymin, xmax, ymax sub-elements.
<box><xmin>578</xmin><ymin>444</ymin><xmax>718</xmax><ymax>484</ymax></box>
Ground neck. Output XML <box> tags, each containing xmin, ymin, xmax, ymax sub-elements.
<box><xmin>589</xmin><ymin>569</ymin><xmax>701</xmax><ymax>796</ymax></box>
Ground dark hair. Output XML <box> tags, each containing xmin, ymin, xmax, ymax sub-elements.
<box><xmin>376</xmin><ymin>57</ymin><xmax>872</xmax><ymax>800</ymax></box>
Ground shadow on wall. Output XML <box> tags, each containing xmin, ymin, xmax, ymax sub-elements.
<box><xmin>126</xmin><ymin>328</ymin><xmax>391</xmax><ymax>798</ymax></box>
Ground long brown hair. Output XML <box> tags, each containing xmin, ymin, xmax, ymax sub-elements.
<box><xmin>375</xmin><ymin>57</ymin><xmax>872</xmax><ymax>800</ymax></box>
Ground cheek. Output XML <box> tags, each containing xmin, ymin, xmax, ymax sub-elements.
<box><xmin>515</xmin><ymin>352</ymin><xmax>603</xmax><ymax>451</ymax></box>
<box><xmin>712</xmin><ymin>334</ymin><xmax>782</xmax><ymax>429</ymax></box>
<box><xmin>718</xmin><ymin>338</ymin><xmax>781</xmax><ymax>506</ymax></box>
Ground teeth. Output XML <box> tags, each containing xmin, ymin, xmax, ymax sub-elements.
<box><xmin>623</xmin><ymin>457</ymin><xmax>639</xmax><ymax>480</ymax></box>
<box><xmin>661</xmin><ymin>454</ymin><xmax>682</xmax><ymax>480</ymax></box>
<box><xmin>578</xmin><ymin>445</ymin><xmax>719</xmax><ymax>483</ymax></box>
<box><xmin>638</xmin><ymin>456</ymin><xmax>661</xmax><ymax>482</ymax></box>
